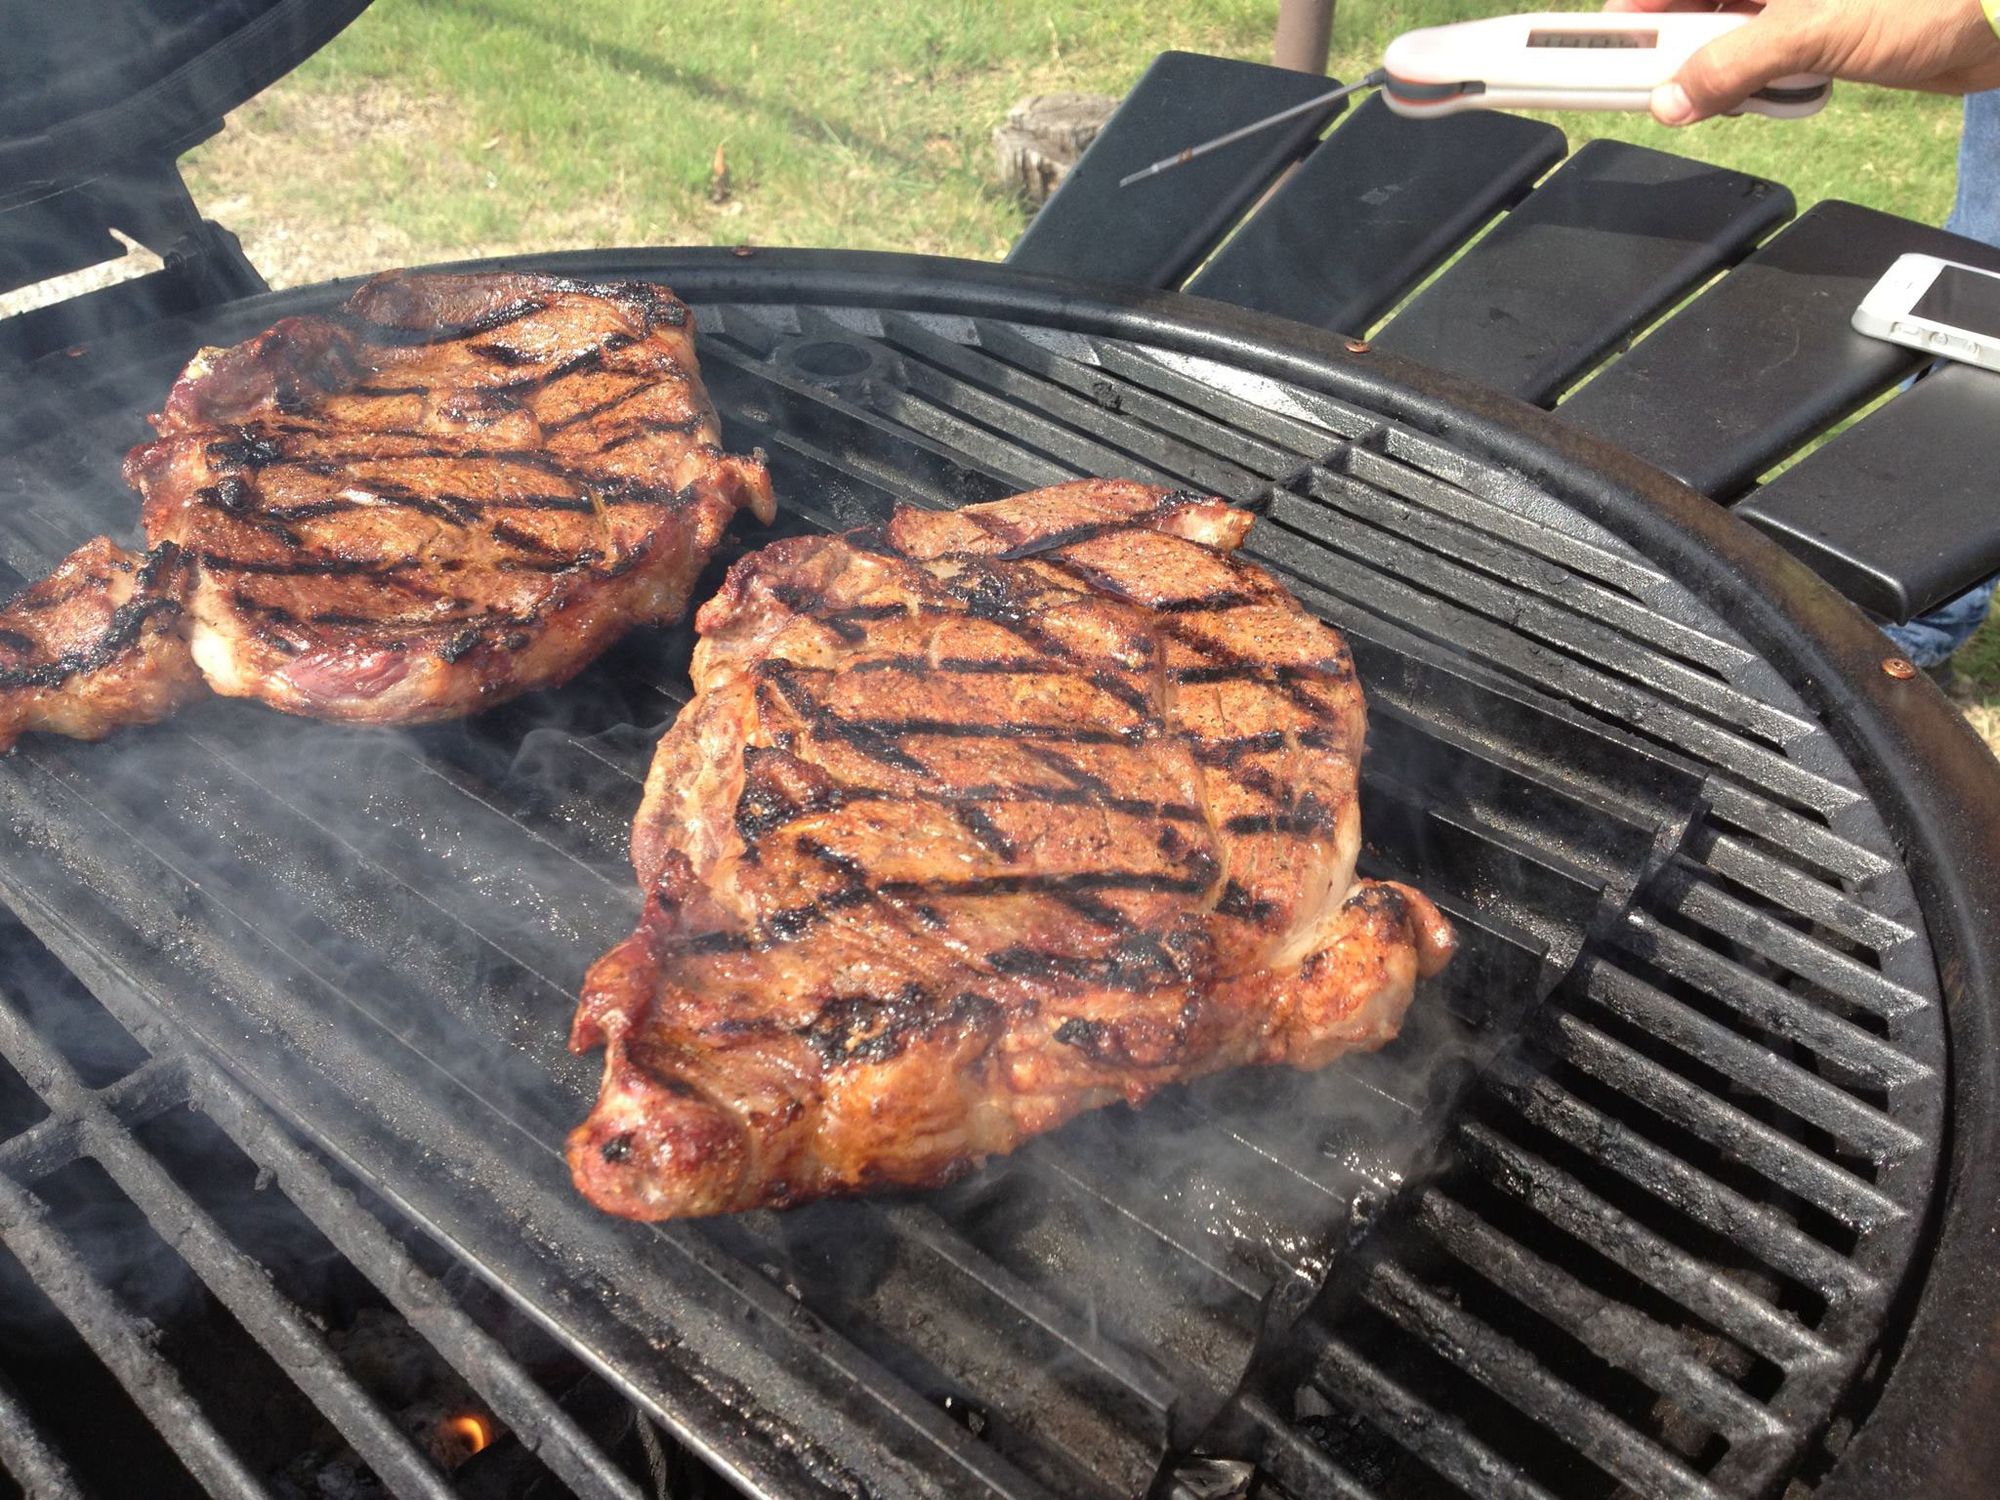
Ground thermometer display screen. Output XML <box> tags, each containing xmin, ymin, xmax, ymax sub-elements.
<box><xmin>1526</xmin><ymin>30</ymin><xmax>1657</xmax><ymax>48</ymax></box>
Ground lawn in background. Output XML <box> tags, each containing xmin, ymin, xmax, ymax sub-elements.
<box><xmin>178</xmin><ymin>0</ymin><xmax>1996</xmax><ymax>749</ymax></box>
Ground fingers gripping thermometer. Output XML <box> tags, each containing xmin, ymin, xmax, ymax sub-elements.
<box><xmin>1119</xmin><ymin>12</ymin><xmax>1830</xmax><ymax>188</ymax></box>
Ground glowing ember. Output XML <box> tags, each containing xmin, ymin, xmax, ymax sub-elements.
<box><xmin>438</xmin><ymin>1413</ymin><xmax>493</xmax><ymax>1465</ymax></box>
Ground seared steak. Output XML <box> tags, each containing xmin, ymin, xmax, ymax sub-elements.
<box><xmin>0</xmin><ymin>271</ymin><xmax>774</xmax><ymax>749</ymax></box>
<box><xmin>0</xmin><ymin>538</ymin><xmax>201</xmax><ymax>750</ymax></box>
<box><xmin>569</xmin><ymin>480</ymin><xmax>1455</xmax><ymax>1221</ymax></box>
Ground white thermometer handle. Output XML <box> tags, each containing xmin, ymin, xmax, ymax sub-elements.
<box><xmin>1382</xmin><ymin>11</ymin><xmax>1830</xmax><ymax>118</ymax></box>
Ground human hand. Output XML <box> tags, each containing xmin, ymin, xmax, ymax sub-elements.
<box><xmin>1602</xmin><ymin>0</ymin><xmax>2000</xmax><ymax>125</ymax></box>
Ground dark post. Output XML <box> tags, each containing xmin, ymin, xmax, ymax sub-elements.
<box><xmin>1274</xmin><ymin>0</ymin><xmax>1334</xmax><ymax>75</ymax></box>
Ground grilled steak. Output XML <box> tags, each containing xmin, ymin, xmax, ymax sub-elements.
<box><xmin>0</xmin><ymin>271</ymin><xmax>774</xmax><ymax>749</ymax></box>
<box><xmin>569</xmin><ymin>480</ymin><xmax>1455</xmax><ymax>1221</ymax></box>
<box><xmin>0</xmin><ymin>538</ymin><xmax>201</xmax><ymax>750</ymax></box>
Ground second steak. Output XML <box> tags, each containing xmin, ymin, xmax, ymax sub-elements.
<box><xmin>569</xmin><ymin>479</ymin><xmax>1455</xmax><ymax>1221</ymax></box>
<box><xmin>3</xmin><ymin>271</ymin><xmax>774</xmax><ymax>750</ymax></box>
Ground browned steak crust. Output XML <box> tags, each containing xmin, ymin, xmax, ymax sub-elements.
<box><xmin>1</xmin><ymin>271</ymin><xmax>774</xmax><ymax>749</ymax></box>
<box><xmin>125</xmin><ymin>270</ymin><xmax>775</xmax><ymax>723</ymax></box>
<box><xmin>568</xmin><ymin>479</ymin><xmax>1455</xmax><ymax>1221</ymax></box>
<box><xmin>0</xmin><ymin>539</ymin><xmax>200</xmax><ymax>751</ymax></box>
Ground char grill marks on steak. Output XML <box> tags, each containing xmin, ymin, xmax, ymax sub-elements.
<box><xmin>569</xmin><ymin>479</ymin><xmax>1455</xmax><ymax>1221</ymax></box>
<box><xmin>0</xmin><ymin>538</ymin><xmax>202</xmax><ymax>749</ymax></box>
<box><xmin>0</xmin><ymin>271</ymin><xmax>774</xmax><ymax>749</ymax></box>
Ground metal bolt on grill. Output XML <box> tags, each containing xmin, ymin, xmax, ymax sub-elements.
<box><xmin>0</xmin><ymin>255</ymin><xmax>1950</xmax><ymax>1498</ymax></box>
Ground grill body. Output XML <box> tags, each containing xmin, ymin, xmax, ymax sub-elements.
<box><xmin>0</xmin><ymin>250</ymin><xmax>1994</xmax><ymax>1500</ymax></box>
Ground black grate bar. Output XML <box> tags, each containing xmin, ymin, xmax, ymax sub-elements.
<box><xmin>1539</xmin><ymin>1010</ymin><xmax>1905</xmax><ymax>1233</ymax></box>
<box><xmin>1007</xmin><ymin>1142</ymin><xmax>1263</xmax><ymax>1301</ymax></box>
<box><xmin>20</xmin><ymin>733</ymin><xmax>592</xmax><ymax>1144</ymax></box>
<box><xmin>1360</xmin><ymin>1260</ymin><xmax>1728</xmax><ymax>1500</ymax></box>
<box><xmin>1484</xmin><ymin>1061</ymin><xmax>1880</xmax><ymax>1303</ymax></box>
<box><xmin>1617</xmin><ymin>914</ymin><xmax>1930</xmax><ymax>1089</ymax></box>
<box><xmin>875</xmin><ymin>1203</ymin><xmax>1182</xmax><ymax>1416</ymax></box>
<box><xmin>1697</xmin><ymin>830</ymin><xmax>1906</xmax><ymax>946</ymax></box>
<box><xmin>1363</xmin><ymin>777</ymin><xmax>1614</xmax><ymax>973</ymax></box>
<box><xmin>862</xmin><ymin>341</ymin><xmax>1187</xmax><ymax>490</ymax></box>
<box><xmin>1413</xmin><ymin>1188</ymin><xmax>1789</xmax><ymax>1446</ymax></box>
<box><xmin>0</xmin><ymin>1054</ymin><xmax>184</xmax><ymax>1184</ymax></box>
<box><xmin>1248</xmin><ymin>505</ymin><xmax>1849</xmax><ymax>816</ymax></box>
<box><xmin>181</xmin><ymin>720</ymin><xmax>629</xmax><ymax>1014</ymax></box>
<box><xmin>1577</xmin><ymin>961</ymin><xmax>1923</xmax><ymax>1165</ymax></box>
<box><xmin>1364</xmin><ymin>716</ymin><xmax>1664</xmax><ymax>889</ymax></box>
<box><xmin>1080</xmin><ymin>338</ymin><xmax>1366</xmax><ymax>452</ymax></box>
<box><xmin>1453</xmin><ymin>1122</ymin><xmax>1838</xmax><ymax>1369</ymax></box>
<box><xmin>857</xmin><ymin>380</ymin><xmax>1075</xmax><ymax>490</ymax></box>
<box><xmin>1152</xmin><ymin>1077</ymin><xmax>1398</xmax><ymax>1215</ymax></box>
<box><xmin>699</xmin><ymin>325</ymin><xmax>1026</xmax><ymax>502</ymax></box>
<box><xmin>1365</xmin><ymin>701</ymin><xmax>1679</xmax><ymax>879</ymax></box>
<box><xmin>968</xmin><ymin>320</ymin><xmax>1324</xmax><ymax>477</ymax></box>
<box><xmin>0</xmin><ymin>983</ymin><xmax>463</xmax><ymax>1500</ymax></box>
<box><xmin>1290</xmin><ymin>475</ymin><xmax>1814</xmax><ymax>752</ymax></box>
<box><xmin>1308</xmin><ymin>1335</ymin><xmax>1561</xmax><ymax>1500</ymax></box>
<box><xmin>1234</xmin><ymin>1394</ymin><xmax>1379</xmax><ymax>1500</ymax></box>
<box><xmin>1321</xmin><ymin>454</ymin><xmax>1763</xmax><ymax>684</ymax></box>
<box><xmin>0</xmin><ymin>1366</ymin><xmax>83</xmax><ymax>1499</ymax></box>
<box><xmin>185</xmin><ymin>1064</ymin><xmax>650</xmax><ymax>1500</ymax></box>
<box><xmin>824</xmin><ymin>309</ymin><xmax>1273</xmax><ymax>499</ymax></box>
<box><xmin>1336</xmin><ymin>445</ymin><xmax>1757</xmax><ymax>677</ymax></box>
<box><xmin>874</xmin><ymin>312</ymin><xmax>1301</xmax><ymax>485</ymax></box>
<box><xmin>1343</xmin><ymin>634</ymin><xmax>1707</xmax><ymax>834</ymax></box>
<box><xmin>1658</xmin><ymin>869</ymin><xmax>1928</xmax><ymax>1020</ymax></box>
<box><xmin>0</xmin><ymin>1168</ymin><xmax>271</xmax><ymax>1500</ymax></box>
<box><xmin>1697</xmin><ymin>790</ymin><xmax>1894</xmax><ymax>891</ymax></box>
<box><xmin>416</xmin><ymin>733</ymin><xmax>645</xmax><ymax>875</ymax></box>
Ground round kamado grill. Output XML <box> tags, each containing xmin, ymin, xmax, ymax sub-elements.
<box><xmin>0</xmin><ymin>250</ymin><xmax>1994</xmax><ymax>1500</ymax></box>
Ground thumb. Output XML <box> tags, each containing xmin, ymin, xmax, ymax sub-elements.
<box><xmin>1654</xmin><ymin>18</ymin><xmax>1817</xmax><ymax>124</ymax></box>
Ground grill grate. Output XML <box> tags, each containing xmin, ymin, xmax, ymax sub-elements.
<box><xmin>0</xmin><ymin>259</ymin><xmax>1946</xmax><ymax>1498</ymax></box>
<box><xmin>0</xmin><ymin>912</ymin><xmax>662</xmax><ymax>1500</ymax></box>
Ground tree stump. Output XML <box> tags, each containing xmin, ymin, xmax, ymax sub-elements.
<box><xmin>993</xmin><ymin>93</ymin><xmax>1118</xmax><ymax>207</ymax></box>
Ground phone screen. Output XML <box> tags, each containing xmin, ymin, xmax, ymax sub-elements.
<box><xmin>1911</xmin><ymin>266</ymin><xmax>2000</xmax><ymax>338</ymax></box>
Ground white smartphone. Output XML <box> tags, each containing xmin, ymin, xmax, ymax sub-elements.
<box><xmin>1852</xmin><ymin>254</ymin><xmax>2000</xmax><ymax>374</ymax></box>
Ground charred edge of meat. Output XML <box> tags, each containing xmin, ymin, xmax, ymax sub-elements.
<box><xmin>340</xmin><ymin>277</ymin><xmax>688</xmax><ymax>347</ymax></box>
<box><xmin>1191</xmin><ymin>727</ymin><xmax>1338</xmax><ymax>765</ymax></box>
<box><xmin>1215</xmin><ymin>879</ymin><xmax>1278</xmax><ymax>923</ymax></box>
<box><xmin>1341</xmin><ymin>881</ymin><xmax>1411</xmax><ymax>924</ymax></box>
<box><xmin>1222</xmin><ymin>791</ymin><xmax>1341</xmax><ymax>837</ymax></box>
<box><xmin>969</xmin><ymin>488</ymin><xmax>1207</xmax><ymax>560</ymax></box>
<box><xmin>195</xmin><ymin>552</ymin><xmax>422</xmax><ymax>579</ymax></box>
<box><xmin>878</xmin><ymin>871</ymin><xmax>1214</xmax><ymax>899</ymax></box>
<box><xmin>796</xmin><ymin>986</ymin><xmax>998</xmax><ymax>1068</ymax></box>
<box><xmin>0</xmin><ymin>546</ymin><xmax>188</xmax><ymax>691</ymax></box>
<box><xmin>734</xmin><ymin>769</ymin><xmax>1206</xmax><ymax>848</ymax></box>
<box><xmin>987</xmin><ymin>931</ymin><xmax>1192</xmax><ymax>993</ymax></box>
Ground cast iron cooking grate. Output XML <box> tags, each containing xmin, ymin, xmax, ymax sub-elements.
<box><xmin>0</xmin><ymin>256</ymin><xmax>1945</xmax><ymax>1499</ymax></box>
<box><xmin>0</xmin><ymin>908</ymin><xmax>698</xmax><ymax>1500</ymax></box>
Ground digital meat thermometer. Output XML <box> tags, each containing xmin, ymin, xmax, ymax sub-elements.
<box><xmin>1119</xmin><ymin>12</ymin><xmax>1831</xmax><ymax>187</ymax></box>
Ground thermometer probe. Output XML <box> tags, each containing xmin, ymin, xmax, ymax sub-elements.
<box><xmin>1119</xmin><ymin>12</ymin><xmax>1830</xmax><ymax>188</ymax></box>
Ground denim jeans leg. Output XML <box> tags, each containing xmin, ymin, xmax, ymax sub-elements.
<box><xmin>1879</xmin><ymin>90</ymin><xmax>2000</xmax><ymax>664</ymax></box>
<box><xmin>1882</xmin><ymin>576</ymin><xmax>2000</xmax><ymax>668</ymax></box>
